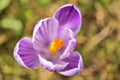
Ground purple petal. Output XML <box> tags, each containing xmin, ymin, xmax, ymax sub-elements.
<box><xmin>33</xmin><ymin>18</ymin><xmax>59</xmax><ymax>52</ymax></box>
<box><xmin>54</xmin><ymin>4</ymin><xmax>82</xmax><ymax>34</ymax></box>
<box><xmin>59</xmin><ymin>52</ymin><xmax>83</xmax><ymax>76</ymax></box>
<box><xmin>38</xmin><ymin>55</ymin><xmax>68</xmax><ymax>72</ymax></box>
<box><xmin>59</xmin><ymin>28</ymin><xmax>76</xmax><ymax>59</ymax></box>
<box><xmin>14</xmin><ymin>37</ymin><xmax>39</xmax><ymax>69</ymax></box>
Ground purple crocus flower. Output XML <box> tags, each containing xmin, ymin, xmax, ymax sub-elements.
<box><xmin>14</xmin><ymin>4</ymin><xmax>83</xmax><ymax>76</ymax></box>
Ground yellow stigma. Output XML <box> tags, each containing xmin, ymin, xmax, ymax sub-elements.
<box><xmin>49</xmin><ymin>38</ymin><xmax>64</xmax><ymax>54</ymax></box>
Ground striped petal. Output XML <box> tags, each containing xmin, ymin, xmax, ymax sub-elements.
<box><xmin>14</xmin><ymin>37</ymin><xmax>39</xmax><ymax>69</ymax></box>
<box><xmin>59</xmin><ymin>52</ymin><xmax>83</xmax><ymax>76</ymax></box>
<box><xmin>54</xmin><ymin>4</ymin><xmax>82</xmax><ymax>34</ymax></box>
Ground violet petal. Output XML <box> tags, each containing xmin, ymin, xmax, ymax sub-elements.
<box><xmin>59</xmin><ymin>28</ymin><xmax>76</xmax><ymax>59</ymax></box>
<box><xmin>59</xmin><ymin>52</ymin><xmax>83</xmax><ymax>76</ymax></box>
<box><xmin>33</xmin><ymin>18</ymin><xmax>59</xmax><ymax>52</ymax></box>
<box><xmin>54</xmin><ymin>4</ymin><xmax>82</xmax><ymax>34</ymax></box>
<box><xmin>14</xmin><ymin>37</ymin><xmax>39</xmax><ymax>69</ymax></box>
<box><xmin>38</xmin><ymin>55</ymin><xmax>68</xmax><ymax>72</ymax></box>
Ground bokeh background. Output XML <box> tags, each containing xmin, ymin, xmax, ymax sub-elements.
<box><xmin>0</xmin><ymin>0</ymin><xmax>120</xmax><ymax>80</ymax></box>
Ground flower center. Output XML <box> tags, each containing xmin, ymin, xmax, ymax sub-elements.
<box><xmin>49</xmin><ymin>38</ymin><xmax>64</xmax><ymax>54</ymax></box>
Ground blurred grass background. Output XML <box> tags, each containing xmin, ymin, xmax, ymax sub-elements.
<box><xmin>0</xmin><ymin>0</ymin><xmax>120</xmax><ymax>80</ymax></box>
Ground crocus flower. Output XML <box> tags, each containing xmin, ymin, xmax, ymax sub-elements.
<box><xmin>14</xmin><ymin>4</ymin><xmax>83</xmax><ymax>76</ymax></box>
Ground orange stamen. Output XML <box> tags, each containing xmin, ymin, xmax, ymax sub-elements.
<box><xmin>49</xmin><ymin>38</ymin><xmax>64</xmax><ymax>54</ymax></box>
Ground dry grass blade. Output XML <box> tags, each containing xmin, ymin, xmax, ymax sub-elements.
<box><xmin>83</xmin><ymin>21</ymin><xmax>116</xmax><ymax>53</ymax></box>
